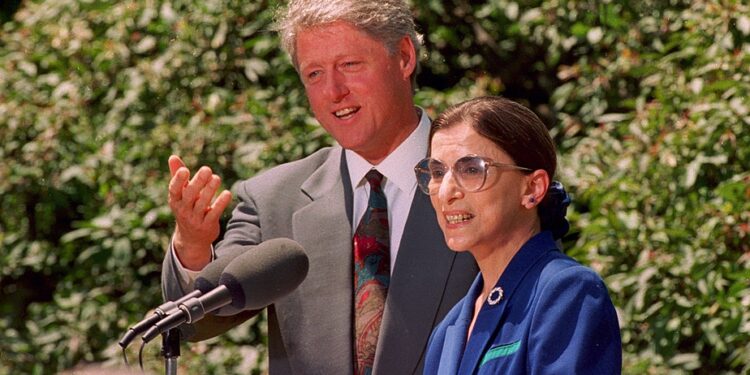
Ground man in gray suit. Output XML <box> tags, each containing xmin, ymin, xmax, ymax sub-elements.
<box><xmin>161</xmin><ymin>0</ymin><xmax>477</xmax><ymax>374</ymax></box>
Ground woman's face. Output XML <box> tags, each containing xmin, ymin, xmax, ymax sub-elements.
<box><xmin>429</xmin><ymin>122</ymin><xmax>534</xmax><ymax>257</ymax></box>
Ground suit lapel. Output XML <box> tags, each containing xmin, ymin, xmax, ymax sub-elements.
<box><xmin>373</xmin><ymin>191</ymin><xmax>461</xmax><ymax>374</ymax></box>
<box><xmin>274</xmin><ymin>148</ymin><xmax>355</xmax><ymax>374</ymax></box>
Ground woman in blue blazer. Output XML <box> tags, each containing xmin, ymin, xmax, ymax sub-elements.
<box><xmin>415</xmin><ymin>96</ymin><xmax>621</xmax><ymax>374</ymax></box>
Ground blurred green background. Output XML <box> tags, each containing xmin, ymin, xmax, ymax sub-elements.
<box><xmin>1</xmin><ymin>0</ymin><xmax>748</xmax><ymax>373</ymax></box>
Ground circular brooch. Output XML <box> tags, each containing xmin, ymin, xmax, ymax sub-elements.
<box><xmin>487</xmin><ymin>286</ymin><xmax>504</xmax><ymax>305</ymax></box>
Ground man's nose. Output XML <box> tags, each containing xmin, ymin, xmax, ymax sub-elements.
<box><xmin>324</xmin><ymin>70</ymin><xmax>350</xmax><ymax>102</ymax></box>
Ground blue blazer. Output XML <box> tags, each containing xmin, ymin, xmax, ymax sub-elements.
<box><xmin>423</xmin><ymin>231</ymin><xmax>621</xmax><ymax>374</ymax></box>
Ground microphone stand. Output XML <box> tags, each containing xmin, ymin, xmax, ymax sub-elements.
<box><xmin>161</xmin><ymin>328</ymin><xmax>181</xmax><ymax>375</ymax></box>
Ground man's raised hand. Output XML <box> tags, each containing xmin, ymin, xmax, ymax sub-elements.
<box><xmin>167</xmin><ymin>155</ymin><xmax>232</xmax><ymax>270</ymax></box>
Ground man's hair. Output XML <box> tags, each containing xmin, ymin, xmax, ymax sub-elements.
<box><xmin>275</xmin><ymin>0</ymin><xmax>422</xmax><ymax>87</ymax></box>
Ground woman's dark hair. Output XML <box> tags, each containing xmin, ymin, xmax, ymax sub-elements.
<box><xmin>430</xmin><ymin>96</ymin><xmax>569</xmax><ymax>239</ymax></box>
<box><xmin>430</xmin><ymin>96</ymin><xmax>556</xmax><ymax>179</ymax></box>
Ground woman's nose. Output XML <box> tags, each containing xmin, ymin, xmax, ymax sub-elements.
<box><xmin>437</xmin><ymin>170</ymin><xmax>464</xmax><ymax>203</ymax></box>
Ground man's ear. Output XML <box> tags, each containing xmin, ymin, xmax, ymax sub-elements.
<box><xmin>397</xmin><ymin>35</ymin><xmax>417</xmax><ymax>80</ymax></box>
<box><xmin>522</xmin><ymin>169</ymin><xmax>550</xmax><ymax>209</ymax></box>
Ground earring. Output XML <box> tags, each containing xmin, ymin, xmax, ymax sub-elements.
<box><xmin>529</xmin><ymin>197</ymin><xmax>536</xmax><ymax>204</ymax></box>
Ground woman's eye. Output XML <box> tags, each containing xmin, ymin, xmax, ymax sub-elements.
<box><xmin>462</xmin><ymin>166</ymin><xmax>482</xmax><ymax>176</ymax></box>
<box><xmin>430</xmin><ymin>169</ymin><xmax>446</xmax><ymax>179</ymax></box>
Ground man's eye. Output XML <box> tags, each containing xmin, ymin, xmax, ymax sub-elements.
<box><xmin>341</xmin><ymin>61</ymin><xmax>361</xmax><ymax>70</ymax></box>
<box><xmin>307</xmin><ymin>70</ymin><xmax>321</xmax><ymax>80</ymax></box>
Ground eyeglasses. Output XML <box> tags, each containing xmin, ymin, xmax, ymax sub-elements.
<box><xmin>414</xmin><ymin>155</ymin><xmax>533</xmax><ymax>195</ymax></box>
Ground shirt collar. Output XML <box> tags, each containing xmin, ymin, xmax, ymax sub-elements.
<box><xmin>346</xmin><ymin>107</ymin><xmax>430</xmax><ymax>192</ymax></box>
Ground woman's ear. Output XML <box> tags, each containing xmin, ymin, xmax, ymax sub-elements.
<box><xmin>523</xmin><ymin>170</ymin><xmax>550</xmax><ymax>209</ymax></box>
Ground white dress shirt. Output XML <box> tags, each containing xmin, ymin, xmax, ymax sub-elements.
<box><xmin>345</xmin><ymin>108</ymin><xmax>429</xmax><ymax>272</ymax></box>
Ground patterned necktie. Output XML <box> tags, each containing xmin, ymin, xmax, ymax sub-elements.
<box><xmin>353</xmin><ymin>169</ymin><xmax>390</xmax><ymax>375</ymax></box>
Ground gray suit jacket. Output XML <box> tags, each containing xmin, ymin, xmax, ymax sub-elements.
<box><xmin>162</xmin><ymin>146</ymin><xmax>477</xmax><ymax>374</ymax></box>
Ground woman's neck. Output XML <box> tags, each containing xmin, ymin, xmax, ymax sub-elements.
<box><xmin>464</xmin><ymin>218</ymin><xmax>541</xmax><ymax>341</ymax></box>
<box><xmin>472</xmin><ymin>223</ymin><xmax>540</xmax><ymax>305</ymax></box>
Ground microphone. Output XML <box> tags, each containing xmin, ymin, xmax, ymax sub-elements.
<box><xmin>118</xmin><ymin>245</ymin><xmax>253</xmax><ymax>348</ymax></box>
<box><xmin>141</xmin><ymin>238</ymin><xmax>309</xmax><ymax>343</ymax></box>
<box><xmin>118</xmin><ymin>290</ymin><xmax>201</xmax><ymax>348</ymax></box>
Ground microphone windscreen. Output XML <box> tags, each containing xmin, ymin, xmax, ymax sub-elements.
<box><xmin>194</xmin><ymin>246</ymin><xmax>255</xmax><ymax>293</ymax></box>
<box><xmin>218</xmin><ymin>238</ymin><xmax>309</xmax><ymax>311</ymax></box>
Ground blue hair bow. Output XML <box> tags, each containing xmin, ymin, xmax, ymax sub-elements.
<box><xmin>539</xmin><ymin>180</ymin><xmax>571</xmax><ymax>240</ymax></box>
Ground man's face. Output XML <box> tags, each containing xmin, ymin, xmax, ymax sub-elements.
<box><xmin>295</xmin><ymin>21</ymin><xmax>417</xmax><ymax>164</ymax></box>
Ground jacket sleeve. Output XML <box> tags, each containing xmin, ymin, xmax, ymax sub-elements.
<box><xmin>159</xmin><ymin>178</ymin><xmax>264</xmax><ymax>341</ymax></box>
<box><xmin>527</xmin><ymin>265</ymin><xmax>622</xmax><ymax>374</ymax></box>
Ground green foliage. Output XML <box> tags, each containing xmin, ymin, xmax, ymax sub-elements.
<box><xmin>552</xmin><ymin>2</ymin><xmax>750</xmax><ymax>373</ymax></box>
<box><xmin>1</xmin><ymin>0</ymin><xmax>748</xmax><ymax>373</ymax></box>
<box><xmin>0</xmin><ymin>0</ymin><xmax>322</xmax><ymax>372</ymax></box>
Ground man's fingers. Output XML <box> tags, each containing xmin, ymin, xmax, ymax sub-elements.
<box><xmin>166</xmin><ymin>158</ymin><xmax>230</xmax><ymax>229</ymax></box>
<box><xmin>168</xmin><ymin>155</ymin><xmax>187</xmax><ymax>177</ymax></box>
<box><xmin>204</xmin><ymin>190</ymin><xmax>233</xmax><ymax>223</ymax></box>
<box><xmin>182</xmin><ymin>166</ymin><xmax>213</xmax><ymax>204</ymax></box>
<box><xmin>193</xmin><ymin>175</ymin><xmax>222</xmax><ymax>216</ymax></box>
<box><xmin>168</xmin><ymin>168</ymin><xmax>190</xmax><ymax>203</ymax></box>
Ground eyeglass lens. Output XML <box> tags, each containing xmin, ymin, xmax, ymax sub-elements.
<box><xmin>418</xmin><ymin>156</ymin><xmax>488</xmax><ymax>194</ymax></box>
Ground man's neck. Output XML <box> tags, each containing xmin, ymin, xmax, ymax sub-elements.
<box><xmin>357</xmin><ymin>108</ymin><xmax>421</xmax><ymax>165</ymax></box>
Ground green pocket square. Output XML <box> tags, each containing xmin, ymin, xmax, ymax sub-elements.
<box><xmin>480</xmin><ymin>340</ymin><xmax>521</xmax><ymax>366</ymax></box>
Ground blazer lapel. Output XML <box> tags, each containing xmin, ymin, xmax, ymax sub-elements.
<box><xmin>274</xmin><ymin>148</ymin><xmax>355</xmax><ymax>374</ymax></box>
<box><xmin>458</xmin><ymin>233</ymin><xmax>556</xmax><ymax>374</ymax></box>
<box><xmin>438</xmin><ymin>276</ymin><xmax>480</xmax><ymax>375</ymax></box>
<box><xmin>374</xmin><ymin>191</ymin><xmax>462</xmax><ymax>374</ymax></box>
<box><xmin>441</xmin><ymin>324</ymin><xmax>470</xmax><ymax>375</ymax></box>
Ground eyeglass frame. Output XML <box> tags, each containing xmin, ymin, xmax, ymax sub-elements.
<box><xmin>414</xmin><ymin>154</ymin><xmax>534</xmax><ymax>195</ymax></box>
